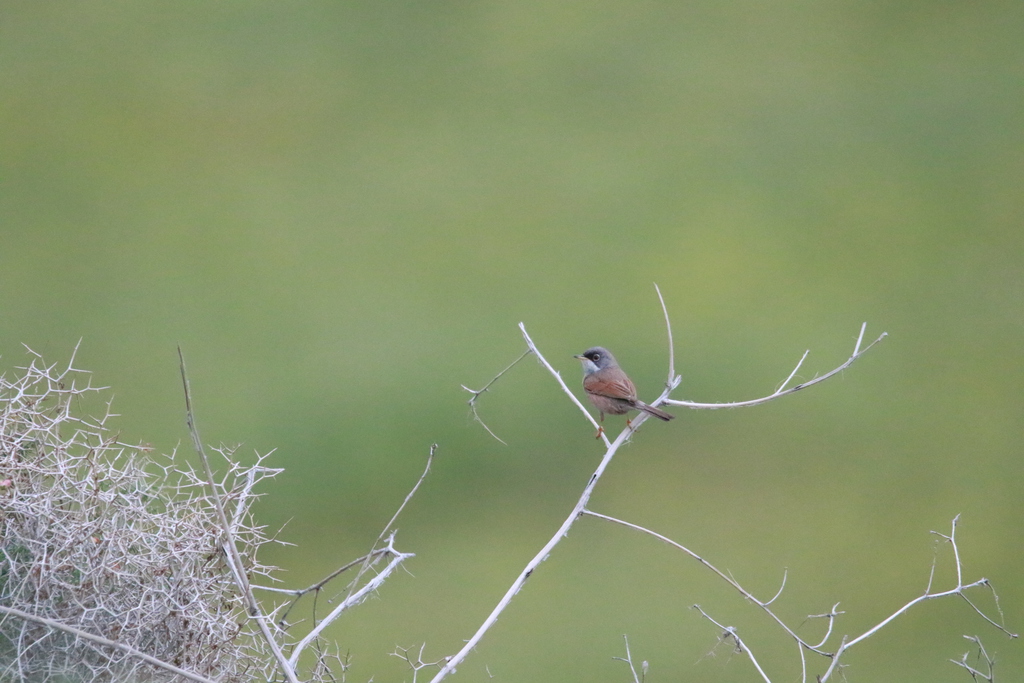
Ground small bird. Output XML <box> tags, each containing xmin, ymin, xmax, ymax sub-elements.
<box><xmin>574</xmin><ymin>346</ymin><xmax>673</xmax><ymax>436</ymax></box>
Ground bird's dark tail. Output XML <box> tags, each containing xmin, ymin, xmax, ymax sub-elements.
<box><xmin>639</xmin><ymin>403</ymin><xmax>674</xmax><ymax>421</ymax></box>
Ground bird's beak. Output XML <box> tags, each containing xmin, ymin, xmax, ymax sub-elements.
<box><xmin>573</xmin><ymin>354</ymin><xmax>585</xmax><ymax>360</ymax></box>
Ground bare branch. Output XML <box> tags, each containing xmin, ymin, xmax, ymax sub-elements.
<box><xmin>653</xmin><ymin>283</ymin><xmax>677</xmax><ymax>386</ymax></box>
<box><xmin>666</xmin><ymin>323</ymin><xmax>886</xmax><ymax>410</ymax></box>
<box><xmin>612</xmin><ymin>634</ymin><xmax>648</xmax><ymax>683</ymax></box>
<box><xmin>691</xmin><ymin>606</ymin><xmax>772</xmax><ymax>683</ymax></box>
<box><xmin>287</xmin><ymin>536</ymin><xmax>414</xmax><ymax>668</ymax></box>
<box><xmin>950</xmin><ymin>635</ymin><xmax>995</xmax><ymax>682</ymax></box>
<box><xmin>582</xmin><ymin>510</ymin><xmax>834</xmax><ymax>656</ymax></box>
<box><xmin>257</xmin><ymin>447</ymin><xmax>431</xmax><ymax>637</ymax></box>
<box><xmin>0</xmin><ymin>606</ymin><xmax>217</xmax><ymax>683</ymax></box>
<box><xmin>586</xmin><ymin>510</ymin><xmax>1014</xmax><ymax>681</ymax></box>
<box><xmin>392</xmin><ymin>643</ymin><xmax>447</xmax><ymax>683</ymax></box>
<box><xmin>178</xmin><ymin>346</ymin><xmax>300</xmax><ymax>683</ymax></box>
<box><xmin>462</xmin><ymin>350</ymin><xmax>531</xmax><ymax>444</ymax></box>
<box><xmin>343</xmin><ymin>444</ymin><xmax>435</xmax><ymax>602</ymax></box>
<box><xmin>256</xmin><ymin>546</ymin><xmax>394</xmax><ymax>635</ymax></box>
<box><xmin>764</xmin><ymin>569</ymin><xmax>788</xmax><ymax>606</ymax></box>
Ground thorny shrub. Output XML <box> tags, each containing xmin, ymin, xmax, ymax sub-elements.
<box><xmin>0</xmin><ymin>348</ymin><xmax>280</xmax><ymax>681</ymax></box>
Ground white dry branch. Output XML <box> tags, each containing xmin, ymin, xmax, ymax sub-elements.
<box><xmin>253</xmin><ymin>446</ymin><xmax>433</xmax><ymax>651</ymax></box>
<box><xmin>462</xmin><ymin>351</ymin><xmax>531</xmax><ymax>445</ymax></box>
<box><xmin>816</xmin><ymin>515</ymin><xmax>1016</xmax><ymax>682</ymax></box>
<box><xmin>342</xmin><ymin>444</ymin><xmax>435</xmax><ymax>604</ymax></box>
<box><xmin>690</xmin><ymin>606</ymin><xmax>771</xmax><ymax>683</ymax></box>
<box><xmin>178</xmin><ymin>347</ymin><xmax>300</xmax><ymax>683</ymax></box>
<box><xmin>582</xmin><ymin>509</ymin><xmax>833</xmax><ymax>682</ymax></box>
<box><xmin>612</xmin><ymin>634</ymin><xmax>649</xmax><ymax>683</ymax></box>
<box><xmin>285</xmin><ymin>534</ymin><xmax>413</xmax><ymax>669</ymax></box>
<box><xmin>664</xmin><ymin>319</ymin><xmax>886</xmax><ymax>411</ymax></box>
<box><xmin>0</xmin><ymin>604</ymin><xmax>218</xmax><ymax>683</ymax></box>
<box><xmin>256</xmin><ymin>547</ymin><xmax>393</xmax><ymax>617</ymax></box>
<box><xmin>951</xmin><ymin>635</ymin><xmax>996</xmax><ymax>681</ymax></box>
<box><xmin>441</xmin><ymin>286</ymin><xmax>890</xmax><ymax>681</ymax></box>
<box><xmin>391</xmin><ymin>642</ymin><xmax>449</xmax><ymax>683</ymax></box>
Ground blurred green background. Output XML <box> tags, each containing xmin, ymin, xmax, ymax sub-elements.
<box><xmin>2</xmin><ymin>2</ymin><xmax>1022</xmax><ymax>681</ymax></box>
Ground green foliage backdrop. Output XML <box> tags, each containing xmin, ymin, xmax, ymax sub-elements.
<box><xmin>2</xmin><ymin>2</ymin><xmax>1022</xmax><ymax>681</ymax></box>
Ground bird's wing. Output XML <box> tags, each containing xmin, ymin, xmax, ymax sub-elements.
<box><xmin>583</xmin><ymin>374</ymin><xmax>637</xmax><ymax>402</ymax></box>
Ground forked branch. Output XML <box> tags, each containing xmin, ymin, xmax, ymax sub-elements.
<box><xmin>665</xmin><ymin>322</ymin><xmax>886</xmax><ymax>410</ymax></box>
<box><xmin>287</xmin><ymin>535</ymin><xmax>414</xmax><ymax>669</ymax></box>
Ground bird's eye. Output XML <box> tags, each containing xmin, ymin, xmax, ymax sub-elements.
<box><xmin>592</xmin><ymin>353</ymin><xmax>601</xmax><ymax>360</ymax></box>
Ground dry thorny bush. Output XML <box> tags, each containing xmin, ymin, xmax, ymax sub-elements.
<box><xmin>0</xmin><ymin>348</ymin><xmax>282</xmax><ymax>682</ymax></box>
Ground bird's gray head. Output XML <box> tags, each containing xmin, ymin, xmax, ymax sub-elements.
<box><xmin>573</xmin><ymin>346</ymin><xmax>618</xmax><ymax>375</ymax></box>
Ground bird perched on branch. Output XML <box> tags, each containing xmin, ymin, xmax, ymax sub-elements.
<box><xmin>574</xmin><ymin>346</ymin><xmax>673</xmax><ymax>437</ymax></box>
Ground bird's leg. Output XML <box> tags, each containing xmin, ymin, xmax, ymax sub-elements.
<box><xmin>595</xmin><ymin>412</ymin><xmax>606</xmax><ymax>439</ymax></box>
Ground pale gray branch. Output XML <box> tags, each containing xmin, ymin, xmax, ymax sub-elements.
<box><xmin>691</xmin><ymin>606</ymin><xmax>771</xmax><ymax>683</ymax></box>
<box><xmin>666</xmin><ymin>323</ymin><xmax>886</xmax><ymax>410</ymax></box>
<box><xmin>288</xmin><ymin>537</ymin><xmax>414</xmax><ymax>668</ymax></box>
<box><xmin>612</xmin><ymin>634</ymin><xmax>648</xmax><ymax>683</ymax></box>
<box><xmin>0</xmin><ymin>605</ymin><xmax>217</xmax><ymax>683</ymax></box>
<box><xmin>654</xmin><ymin>283</ymin><xmax>678</xmax><ymax>386</ymax></box>
<box><xmin>582</xmin><ymin>510</ymin><xmax>834</xmax><ymax>657</ymax></box>
<box><xmin>178</xmin><ymin>347</ymin><xmax>300</xmax><ymax>683</ymax></box>
<box><xmin>343</xmin><ymin>444</ymin><xmax>435</xmax><ymax>602</ymax></box>
<box><xmin>462</xmin><ymin>350</ymin><xmax>531</xmax><ymax>444</ymax></box>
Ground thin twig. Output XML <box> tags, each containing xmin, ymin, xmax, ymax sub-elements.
<box><xmin>612</xmin><ymin>634</ymin><xmax>647</xmax><ymax>683</ymax></box>
<box><xmin>343</xmin><ymin>444</ymin><xmax>435</xmax><ymax>602</ymax></box>
<box><xmin>654</xmin><ymin>283</ymin><xmax>677</xmax><ymax>386</ymax></box>
<box><xmin>391</xmin><ymin>643</ymin><xmax>447</xmax><ymax>683</ymax></box>
<box><xmin>177</xmin><ymin>347</ymin><xmax>300</xmax><ymax>683</ymax></box>
<box><xmin>582</xmin><ymin>510</ymin><xmax>834</xmax><ymax>656</ymax></box>
<box><xmin>950</xmin><ymin>635</ymin><xmax>995</xmax><ymax>681</ymax></box>
<box><xmin>462</xmin><ymin>350</ymin><xmax>531</xmax><ymax>444</ymax></box>
<box><xmin>288</xmin><ymin>536</ymin><xmax>414</xmax><ymax>668</ymax></box>
<box><xmin>264</xmin><ymin>447</ymin><xmax>432</xmax><ymax>631</ymax></box>
<box><xmin>0</xmin><ymin>605</ymin><xmax>217</xmax><ymax>683</ymax></box>
<box><xmin>691</xmin><ymin>606</ymin><xmax>771</xmax><ymax>683</ymax></box>
<box><xmin>256</xmin><ymin>546</ymin><xmax>393</xmax><ymax>631</ymax></box>
<box><xmin>253</xmin><ymin>549</ymin><xmax>390</xmax><ymax>596</ymax></box>
<box><xmin>590</xmin><ymin>509</ymin><xmax>1015</xmax><ymax>682</ymax></box>
<box><xmin>764</xmin><ymin>569</ymin><xmax>788</xmax><ymax>606</ymax></box>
